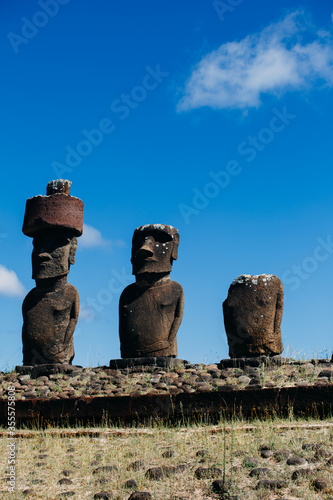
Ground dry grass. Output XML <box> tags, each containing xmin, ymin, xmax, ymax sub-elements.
<box><xmin>0</xmin><ymin>417</ymin><xmax>332</xmax><ymax>499</ymax></box>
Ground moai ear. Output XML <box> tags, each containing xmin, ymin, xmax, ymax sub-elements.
<box><xmin>69</xmin><ymin>237</ymin><xmax>78</xmax><ymax>265</ymax></box>
<box><xmin>130</xmin><ymin>230</ymin><xmax>140</xmax><ymax>265</ymax></box>
<box><xmin>171</xmin><ymin>233</ymin><xmax>179</xmax><ymax>261</ymax></box>
<box><xmin>130</xmin><ymin>245</ymin><xmax>136</xmax><ymax>265</ymax></box>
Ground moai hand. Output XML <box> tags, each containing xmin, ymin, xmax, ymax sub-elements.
<box><xmin>21</xmin><ymin>180</ymin><xmax>84</xmax><ymax>365</ymax></box>
<box><xmin>119</xmin><ymin>224</ymin><xmax>184</xmax><ymax>358</ymax></box>
<box><xmin>223</xmin><ymin>274</ymin><xmax>284</xmax><ymax>358</ymax></box>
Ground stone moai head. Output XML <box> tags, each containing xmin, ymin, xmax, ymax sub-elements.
<box><xmin>131</xmin><ymin>224</ymin><xmax>179</xmax><ymax>277</ymax></box>
<box><xmin>31</xmin><ymin>231</ymin><xmax>78</xmax><ymax>280</ymax></box>
<box><xmin>223</xmin><ymin>274</ymin><xmax>284</xmax><ymax>358</ymax></box>
<box><xmin>23</xmin><ymin>179</ymin><xmax>84</xmax><ymax>280</ymax></box>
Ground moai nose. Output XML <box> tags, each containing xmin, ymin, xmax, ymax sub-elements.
<box><xmin>38</xmin><ymin>252</ymin><xmax>51</xmax><ymax>260</ymax></box>
<box><xmin>137</xmin><ymin>238</ymin><xmax>154</xmax><ymax>257</ymax></box>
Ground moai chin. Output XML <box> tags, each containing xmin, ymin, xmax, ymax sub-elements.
<box><xmin>119</xmin><ymin>224</ymin><xmax>184</xmax><ymax>358</ymax></box>
<box><xmin>21</xmin><ymin>179</ymin><xmax>84</xmax><ymax>365</ymax></box>
<box><xmin>223</xmin><ymin>274</ymin><xmax>284</xmax><ymax>358</ymax></box>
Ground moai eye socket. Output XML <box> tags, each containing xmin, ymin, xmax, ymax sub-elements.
<box><xmin>138</xmin><ymin>230</ymin><xmax>172</xmax><ymax>245</ymax></box>
<box><xmin>33</xmin><ymin>233</ymin><xmax>70</xmax><ymax>253</ymax></box>
<box><xmin>151</xmin><ymin>230</ymin><xmax>173</xmax><ymax>244</ymax></box>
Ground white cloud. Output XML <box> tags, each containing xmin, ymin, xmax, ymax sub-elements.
<box><xmin>80</xmin><ymin>223</ymin><xmax>110</xmax><ymax>248</ymax></box>
<box><xmin>0</xmin><ymin>265</ymin><xmax>25</xmax><ymax>297</ymax></box>
<box><xmin>178</xmin><ymin>11</ymin><xmax>333</xmax><ymax>111</ymax></box>
<box><xmin>79</xmin><ymin>305</ymin><xmax>94</xmax><ymax>322</ymax></box>
<box><xmin>80</xmin><ymin>224</ymin><xmax>125</xmax><ymax>249</ymax></box>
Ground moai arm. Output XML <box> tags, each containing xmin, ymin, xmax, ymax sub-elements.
<box><xmin>274</xmin><ymin>280</ymin><xmax>284</xmax><ymax>335</ymax></box>
<box><xmin>22</xmin><ymin>291</ymin><xmax>35</xmax><ymax>365</ymax></box>
<box><xmin>222</xmin><ymin>300</ymin><xmax>235</xmax><ymax>357</ymax></box>
<box><xmin>222</xmin><ymin>300</ymin><xmax>230</xmax><ymax>335</ymax></box>
<box><xmin>167</xmin><ymin>285</ymin><xmax>185</xmax><ymax>346</ymax></box>
<box><xmin>119</xmin><ymin>285</ymin><xmax>136</xmax><ymax>358</ymax></box>
<box><xmin>22</xmin><ymin>300</ymin><xmax>29</xmax><ymax>365</ymax></box>
<box><xmin>119</xmin><ymin>290</ymin><xmax>128</xmax><ymax>358</ymax></box>
<box><xmin>64</xmin><ymin>287</ymin><xmax>80</xmax><ymax>345</ymax></box>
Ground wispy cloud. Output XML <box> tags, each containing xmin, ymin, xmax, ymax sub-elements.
<box><xmin>80</xmin><ymin>224</ymin><xmax>125</xmax><ymax>250</ymax></box>
<box><xmin>79</xmin><ymin>305</ymin><xmax>94</xmax><ymax>322</ymax></box>
<box><xmin>80</xmin><ymin>224</ymin><xmax>110</xmax><ymax>248</ymax></box>
<box><xmin>178</xmin><ymin>10</ymin><xmax>333</xmax><ymax>111</ymax></box>
<box><xmin>0</xmin><ymin>265</ymin><xmax>25</xmax><ymax>297</ymax></box>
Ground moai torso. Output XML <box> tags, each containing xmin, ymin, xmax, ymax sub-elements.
<box><xmin>223</xmin><ymin>274</ymin><xmax>284</xmax><ymax>358</ymax></box>
<box><xmin>120</xmin><ymin>278</ymin><xmax>184</xmax><ymax>357</ymax></box>
<box><xmin>119</xmin><ymin>224</ymin><xmax>184</xmax><ymax>358</ymax></box>
<box><xmin>22</xmin><ymin>281</ymin><xmax>79</xmax><ymax>365</ymax></box>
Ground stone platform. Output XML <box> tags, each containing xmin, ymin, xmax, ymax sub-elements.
<box><xmin>109</xmin><ymin>357</ymin><xmax>189</xmax><ymax>369</ymax></box>
<box><xmin>218</xmin><ymin>356</ymin><xmax>332</xmax><ymax>369</ymax></box>
<box><xmin>0</xmin><ymin>358</ymin><xmax>331</xmax><ymax>425</ymax></box>
<box><xmin>15</xmin><ymin>364</ymin><xmax>83</xmax><ymax>378</ymax></box>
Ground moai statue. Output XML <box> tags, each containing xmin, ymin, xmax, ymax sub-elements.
<box><xmin>223</xmin><ymin>274</ymin><xmax>284</xmax><ymax>358</ymax></box>
<box><xmin>21</xmin><ymin>180</ymin><xmax>84</xmax><ymax>365</ymax></box>
<box><xmin>119</xmin><ymin>224</ymin><xmax>184</xmax><ymax>358</ymax></box>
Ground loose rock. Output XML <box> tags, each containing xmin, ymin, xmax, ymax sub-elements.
<box><xmin>194</xmin><ymin>466</ymin><xmax>222</xmax><ymax>479</ymax></box>
<box><xmin>124</xmin><ymin>479</ymin><xmax>137</xmax><ymax>489</ymax></box>
<box><xmin>292</xmin><ymin>468</ymin><xmax>312</xmax><ymax>480</ymax></box>
<box><xmin>312</xmin><ymin>477</ymin><xmax>328</xmax><ymax>491</ymax></box>
<box><xmin>128</xmin><ymin>492</ymin><xmax>152</xmax><ymax>499</ymax></box>
<box><xmin>315</xmin><ymin>446</ymin><xmax>332</xmax><ymax>458</ymax></box>
<box><xmin>287</xmin><ymin>456</ymin><xmax>307</xmax><ymax>466</ymax></box>
<box><xmin>212</xmin><ymin>479</ymin><xmax>231</xmax><ymax>494</ymax></box>
<box><xmin>249</xmin><ymin>467</ymin><xmax>270</xmax><ymax>477</ymax></box>
<box><xmin>58</xmin><ymin>478</ymin><xmax>73</xmax><ymax>485</ymax></box>
<box><xmin>145</xmin><ymin>467</ymin><xmax>164</xmax><ymax>480</ymax></box>
<box><xmin>261</xmin><ymin>450</ymin><xmax>273</xmax><ymax>459</ymax></box>
<box><xmin>256</xmin><ymin>479</ymin><xmax>286</xmax><ymax>489</ymax></box>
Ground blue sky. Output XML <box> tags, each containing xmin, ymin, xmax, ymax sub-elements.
<box><xmin>0</xmin><ymin>0</ymin><xmax>332</xmax><ymax>371</ymax></box>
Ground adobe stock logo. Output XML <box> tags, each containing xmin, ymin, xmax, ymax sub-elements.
<box><xmin>179</xmin><ymin>107</ymin><xmax>296</xmax><ymax>224</ymax></box>
<box><xmin>80</xmin><ymin>268</ymin><xmax>133</xmax><ymax>323</ymax></box>
<box><xmin>282</xmin><ymin>236</ymin><xmax>333</xmax><ymax>291</ymax></box>
<box><xmin>51</xmin><ymin>65</ymin><xmax>169</xmax><ymax>177</ymax></box>
<box><xmin>7</xmin><ymin>0</ymin><xmax>71</xmax><ymax>54</ymax></box>
<box><xmin>213</xmin><ymin>0</ymin><xmax>244</xmax><ymax>22</ymax></box>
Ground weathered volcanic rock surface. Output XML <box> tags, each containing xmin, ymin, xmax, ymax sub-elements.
<box><xmin>223</xmin><ymin>274</ymin><xmax>284</xmax><ymax>358</ymax></box>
